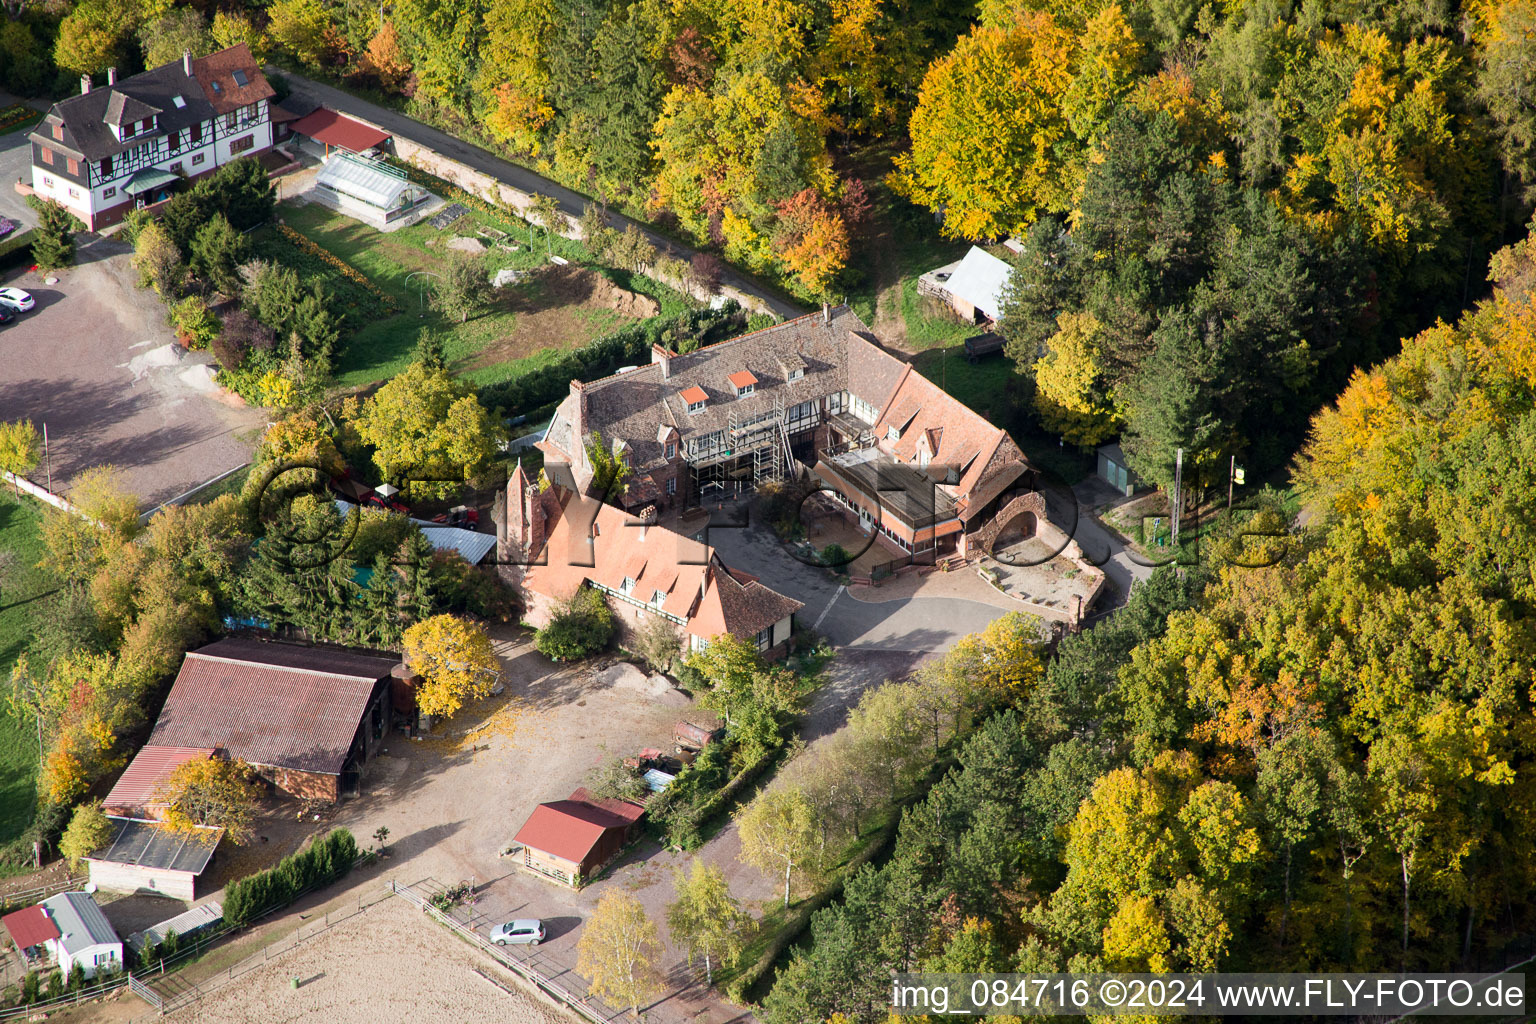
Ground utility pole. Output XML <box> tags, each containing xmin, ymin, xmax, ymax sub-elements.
<box><xmin>1228</xmin><ymin>454</ymin><xmax>1235</xmax><ymax>513</ymax></box>
<box><xmin>43</xmin><ymin>422</ymin><xmax>51</xmax><ymax>492</ymax></box>
<box><xmin>1171</xmin><ymin>447</ymin><xmax>1183</xmax><ymax>546</ymax></box>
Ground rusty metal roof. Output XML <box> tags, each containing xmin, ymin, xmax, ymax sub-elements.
<box><xmin>147</xmin><ymin>639</ymin><xmax>398</xmax><ymax>776</ymax></box>
<box><xmin>102</xmin><ymin>746</ymin><xmax>213</xmax><ymax>814</ymax></box>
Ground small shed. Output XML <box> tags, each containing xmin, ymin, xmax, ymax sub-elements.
<box><xmin>38</xmin><ymin>892</ymin><xmax>121</xmax><ymax>979</ymax></box>
<box><xmin>85</xmin><ymin>817</ymin><xmax>223</xmax><ymax>902</ymax></box>
<box><xmin>918</xmin><ymin>246</ymin><xmax>1014</xmax><ymax>324</ymax></box>
<box><xmin>1097</xmin><ymin>443</ymin><xmax>1139</xmax><ymax>497</ymax></box>
<box><xmin>512</xmin><ymin>790</ymin><xmax>644</xmax><ymax>886</ymax></box>
<box><xmin>288</xmin><ymin>107</ymin><xmax>392</xmax><ymax>156</ymax></box>
<box><xmin>128</xmin><ymin>902</ymin><xmax>224</xmax><ymax>954</ymax></box>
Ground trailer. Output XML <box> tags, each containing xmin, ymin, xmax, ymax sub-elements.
<box><xmin>674</xmin><ymin>716</ymin><xmax>724</xmax><ymax>753</ymax></box>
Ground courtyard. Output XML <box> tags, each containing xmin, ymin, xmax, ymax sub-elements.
<box><xmin>0</xmin><ymin>239</ymin><xmax>266</xmax><ymax>510</ymax></box>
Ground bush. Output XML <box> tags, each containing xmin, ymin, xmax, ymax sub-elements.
<box><xmin>20</xmin><ymin>971</ymin><xmax>38</xmax><ymax>1004</ymax></box>
<box><xmin>169</xmin><ymin>295</ymin><xmax>221</xmax><ymax>350</ymax></box>
<box><xmin>533</xmin><ymin>586</ymin><xmax>615</xmax><ymax>661</ymax></box>
<box><xmin>222</xmin><ymin>828</ymin><xmax>358</xmax><ymax>928</ymax></box>
<box><xmin>819</xmin><ymin>543</ymin><xmax>849</xmax><ymax>568</ymax></box>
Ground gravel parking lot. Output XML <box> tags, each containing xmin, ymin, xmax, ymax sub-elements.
<box><xmin>0</xmin><ymin>239</ymin><xmax>265</xmax><ymax>509</ymax></box>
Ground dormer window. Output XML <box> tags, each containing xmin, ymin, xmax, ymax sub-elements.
<box><xmin>620</xmin><ymin>576</ymin><xmax>636</xmax><ymax>595</ymax></box>
<box><xmin>680</xmin><ymin>385</ymin><xmax>708</xmax><ymax>415</ymax></box>
<box><xmin>887</xmin><ymin>426</ymin><xmax>901</xmax><ymax>441</ymax></box>
<box><xmin>728</xmin><ymin>370</ymin><xmax>758</xmax><ymax>398</ymax></box>
<box><xmin>651</xmin><ymin>589</ymin><xmax>666</xmax><ymax>607</ymax></box>
<box><xmin>665</xmin><ymin>441</ymin><xmax>676</xmax><ymax>460</ymax></box>
<box><xmin>788</xmin><ymin>367</ymin><xmax>803</xmax><ymax>381</ymax></box>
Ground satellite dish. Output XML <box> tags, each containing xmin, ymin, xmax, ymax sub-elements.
<box><xmin>83</xmin><ymin>883</ymin><xmax>97</xmax><ymax>894</ymax></box>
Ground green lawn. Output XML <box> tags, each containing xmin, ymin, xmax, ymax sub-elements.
<box><xmin>0</xmin><ymin>493</ymin><xmax>52</xmax><ymax>848</ymax></box>
<box><xmin>273</xmin><ymin>202</ymin><xmax>693</xmax><ymax>389</ymax></box>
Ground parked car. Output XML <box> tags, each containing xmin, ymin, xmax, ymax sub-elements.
<box><xmin>0</xmin><ymin>307</ymin><xmax>14</xmax><ymax>326</ymax></box>
<box><xmin>490</xmin><ymin>919</ymin><xmax>544</xmax><ymax>946</ymax></box>
<box><xmin>0</xmin><ymin>288</ymin><xmax>34</xmax><ymax>313</ymax></box>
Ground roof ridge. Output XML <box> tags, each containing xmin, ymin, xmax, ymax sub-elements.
<box><xmin>184</xmin><ymin>647</ymin><xmax>396</xmax><ymax>682</ymax></box>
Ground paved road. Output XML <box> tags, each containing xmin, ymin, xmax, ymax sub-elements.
<box><xmin>1057</xmin><ymin>478</ymin><xmax>1156</xmax><ymax>608</ymax></box>
<box><xmin>0</xmin><ymin>95</ymin><xmax>49</xmax><ymax>232</ymax></box>
<box><xmin>277</xmin><ymin>71</ymin><xmax>806</xmax><ymax>321</ymax></box>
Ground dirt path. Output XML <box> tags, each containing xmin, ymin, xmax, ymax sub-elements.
<box><xmin>867</xmin><ymin>224</ymin><xmax>911</xmax><ymax>353</ymax></box>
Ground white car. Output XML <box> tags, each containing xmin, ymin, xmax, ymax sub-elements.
<box><xmin>0</xmin><ymin>288</ymin><xmax>33</xmax><ymax>313</ymax></box>
<box><xmin>489</xmin><ymin>919</ymin><xmax>544</xmax><ymax>946</ymax></box>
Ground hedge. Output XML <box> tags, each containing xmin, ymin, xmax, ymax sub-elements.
<box><xmin>222</xmin><ymin>828</ymin><xmax>358</xmax><ymax>928</ymax></box>
<box><xmin>476</xmin><ymin>303</ymin><xmax>748</xmax><ymax>415</ymax></box>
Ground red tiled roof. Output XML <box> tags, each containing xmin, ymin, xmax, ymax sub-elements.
<box><xmin>2</xmin><ymin>905</ymin><xmax>59</xmax><ymax>950</ymax></box>
<box><xmin>190</xmin><ymin>44</ymin><xmax>275</xmax><ymax>116</ymax></box>
<box><xmin>288</xmin><ymin>108</ymin><xmax>391</xmax><ymax>152</ymax></box>
<box><xmin>678</xmin><ymin>385</ymin><xmax>708</xmax><ymax>405</ymax></box>
<box><xmin>513</xmin><ymin>800</ymin><xmax>634</xmax><ymax>863</ymax></box>
<box><xmin>147</xmin><ymin>639</ymin><xmax>398</xmax><ymax>776</ymax></box>
<box><xmin>727</xmin><ymin>370</ymin><xmax>758</xmax><ymax>389</ymax></box>
<box><xmin>103</xmin><ymin>746</ymin><xmax>213</xmax><ymax>815</ymax></box>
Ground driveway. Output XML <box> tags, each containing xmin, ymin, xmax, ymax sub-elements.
<box><xmin>1053</xmin><ymin>477</ymin><xmax>1155</xmax><ymax>610</ymax></box>
<box><xmin>0</xmin><ymin>239</ymin><xmax>266</xmax><ymax>509</ymax></box>
<box><xmin>276</xmin><ymin>71</ymin><xmax>804</xmax><ymax>321</ymax></box>
<box><xmin>0</xmin><ymin>94</ymin><xmax>46</xmax><ymax>232</ymax></box>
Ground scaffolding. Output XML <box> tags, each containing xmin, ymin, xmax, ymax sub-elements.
<box><xmin>685</xmin><ymin>398</ymin><xmax>794</xmax><ymax>499</ymax></box>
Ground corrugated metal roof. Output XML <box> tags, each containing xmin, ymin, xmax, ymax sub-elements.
<box><xmin>316</xmin><ymin>152</ymin><xmax>409</xmax><ymax>208</ymax></box>
<box><xmin>147</xmin><ymin>639</ymin><xmax>396</xmax><ymax>775</ymax></box>
<box><xmin>419</xmin><ymin>527</ymin><xmax>497</xmax><ymax>565</ymax></box>
<box><xmin>103</xmin><ymin>746</ymin><xmax>214</xmax><ymax>814</ymax></box>
<box><xmin>2</xmin><ymin>905</ymin><xmax>60</xmax><ymax>950</ymax></box>
<box><xmin>40</xmin><ymin>892</ymin><xmax>119</xmax><ymax>955</ymax></box>
<box><xmin>943</xmin><ymin>246</ymin><xmax>1013</xmax><ymax>321</ymax></box>
<box><xmin>128</xmin><ymin>902</ymin><xmax>223</xmax><ymax>951</ymax></box>
<box><xmin>91</xmin><ymin>817</ymin><xmax>222</xmax><ymax>875</ymax></box>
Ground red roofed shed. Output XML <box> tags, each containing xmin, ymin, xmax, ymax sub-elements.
<box><xmin>512</xmin><ymin>791</ymin><xmax>644</xmax><ymax>886</ymax></box>
<box><xmin>288</xmin><ymin>108</ymin><xmax>392</xmax><ymax>155</ymax></box>
<box><xmin>3</xmin><ymin>905</ymin><xmax>60</xmax><ymax>956</ymax></box>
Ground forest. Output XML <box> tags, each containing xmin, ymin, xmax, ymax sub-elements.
<box><xmin>762</xmin><ymin>226</ymin><xmax>1536</xmax><ymax>1020</ymax></box>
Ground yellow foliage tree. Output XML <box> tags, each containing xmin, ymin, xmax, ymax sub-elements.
<box><xmin>60</xmin><ymin>801</ymin><xmax>115</xmax><ymax>869</ymax></box>
<box><xmin>1032</xmin><ymin>311</ymin><xmax>1118</xmax><ymax>448</ymax></box>
<box><xmin>364</xmin><ymin>22</ymin><xmax>410</xmax><ymax>89</ymax></box>
<box><xmin>402</xmin><ymin>615</ymin><xmax>501</xmax><ymax>719</ymax></box>
<box><xmin>576</xmin><ymin>891</ymin><xmax>664</xmax><ymax>1014</ymax></box>
<box><xmin>157</xmin><ymin>757</ymin><xmax>263</xmax><ymax>843</ymax></box>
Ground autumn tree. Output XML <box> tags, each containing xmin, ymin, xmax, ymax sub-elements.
<box><xmin>667</xmin><ymin>858</ymin><xmax>751</xmax><ymax>986</ymax></box>
<box><xmin>1032</xmin><ymin>312</ymin><xmax>1118</xmax><ymax>448</ymax></box>
<box><xmin>59</xmin><ymin>801</ymin><xmax>114</xmax><ymax>869</ymax></box>
<box><xmin>157</xmin><ymin>757</ymin><xmax>263</xmax><ymax>843</ymax></box>
<box><xmin>349</xmin><ymin>361</ymin><xmax>503</xmax><ymax>500</ymax></box>
<box><xmin>211</xmin><ymin>12</ymin><xmax>270</xmax><ymax>61</ymax></box>
<box><xmin>364</xmin><ymin>22</ymin><xmax>411</xmax><ymax>89</ymax></box>
<box><xmin>773</xmin><ymin>189</ymin><xmax>850</xmax><ymax>296</ymax></box>
<box><xmin>139</xmin><ymin>8</ymin><xmax>210</xmax><ymax>69</ymax></box>
<box><xmin>738</xmin><ymin>785</ymin><xmax>818</xmax><ymax>907</ymax></box>
<box><xmin>0</xmin><ymin>419</ymin><xmax>40</xmax><ymax>495</ymax></box>
<box><xmin>577</xmin><ymin>891</ymin><xmax>664</xmax><ymax>1015</ymax></box>
<box><xmin>267</xmin><ymin>0</ymin><xmax>336</xmax><ymax>67</ymax></box>
<box><xmin>402</xmin><ymin>614</ymin><xmax>501</xmax><ymax>720</ymax></box>
<box><xmin>132</xmin><ymin>221</ymin><xmax>188</xmax><ymax>298</ymax></box>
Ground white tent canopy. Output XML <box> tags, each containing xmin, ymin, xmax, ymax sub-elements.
<box><xmin>943</xmin><ymin>246</ymin><xmax>1014</xmax><ymax>321</ymax></box>
<box><xmin>315</xmin><ymin>153</ymin><xmax>413</xmax><ymax>210</ymax></box>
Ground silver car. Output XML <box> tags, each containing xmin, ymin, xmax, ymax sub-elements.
<box><xmin>490</xmin><ymin>919</ymin><xmax>544</xmax><ymax>946</ymax></box>
<box><xmin>0</xmin><ymin>288</ymin><xmax>33</xmax><ymax>313</ymax></box>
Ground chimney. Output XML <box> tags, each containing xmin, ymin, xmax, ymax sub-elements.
<box><xmin>822</xmin><ymin>302</ymin><xmax>831</xmax><ymax>325</ymax></box>
<box><xmin>651</xmin><ymin>344</ymin><xmax>671</xmax><ymax>380</ymax></box>
<box><xmin>79</xmin><ymin>74</ymin><xmax>90</xmax><ymax>95</ymax></box>
<box><xmin>106</xmin><ymin>67</ymin><xmax>116</xmax><ymax>85</ymax></box>
<box><xmin>183</xmin><ymin>51</ymin><xmax>193</xmax><ymax>76</ymax></box>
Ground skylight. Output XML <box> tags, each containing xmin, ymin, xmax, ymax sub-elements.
<box><xmin>171</xmin><ymin>95</ymin><xmax>185</xmax><ymax>108</ymax></box>
<box><xmin>210</xmin><ymin>80</ymin><xmax>222</xmax><ymax>94</ymax></box>
<box><xmin>232</xmin><ymin>70</ymin><xmax>249</xmax><ymax>87</ymax></box>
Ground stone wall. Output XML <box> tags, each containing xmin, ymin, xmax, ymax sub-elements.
<box><xmin>372</xmin><ymin>128</ymin><xmax>775</xmax><ymax>317</ymax></box>
<box><xmin>256</xmin><ymin>764</ymin><xmax>340</xmax><ymax>803</ymax></box>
